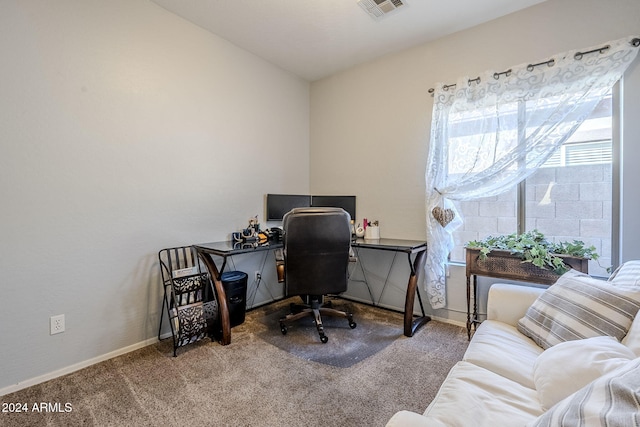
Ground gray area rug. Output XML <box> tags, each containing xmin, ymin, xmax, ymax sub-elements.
<box><xmin>1</xmin><ymin>301</ymin><xmax>468</xmax><ymax>427</ymax></box>
<box><xmin>256</xmin><ymin>297</ymin><xmax>401</xmax><ymax>368</ymax></box>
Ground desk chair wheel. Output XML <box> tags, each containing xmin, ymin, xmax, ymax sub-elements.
<box><xmin>348</xmin><ymin>313</ymin><xmax>357</xmax><ymax>329</ymax></box>
<box><xmin>320</xmin><ymin>334</ymin><xmax>328</xmax><ymax>344</ymax></box>
<box><xmin>279</xmin><ymin>322</ymin><xmax>287</xmax><ymax>335</ymax></box>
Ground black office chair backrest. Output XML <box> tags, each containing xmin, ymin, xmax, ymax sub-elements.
<box><xmin>283</xmin><ymin>207</ymin><xmax>351</xmax><ymax>297</ymax></box>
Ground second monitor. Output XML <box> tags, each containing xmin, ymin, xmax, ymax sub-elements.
<box><xmin>265</xmin><ymin>194</ymin><xmax>356</xmax><ymax>221</ymax></box>
<box><xmin>310</xmin><ymin>195</ymin><xmax>356</xmax><ymax>221</ymax></box>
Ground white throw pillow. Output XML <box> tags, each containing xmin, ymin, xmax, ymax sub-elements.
<box><xmin>533</xmin><ymin>336</ymin><xmax>635</xmax><ymax>410</ymax></box>
<box><xmin>608</xmin><ymin>261</ymin><xmax>640</xmax><ymax>355</ymax></box>
<box><xmin>621</xmin><ymin>310</ymin><xmax>640</xmax><ymax>356</ymax></box>
<box><xmin>528</xmin><ymin>357</ymin><xmax>640</xmax><ymax>427</ymax></box>
<box><xmin>517</xmin><ymin>269</ymin><xmax>640</xmax><ymax>349</ymax></box>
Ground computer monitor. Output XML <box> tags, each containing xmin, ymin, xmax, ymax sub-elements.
<box><xmin>265</xmin><ymin>194</ymin><xmax>312</xmax><ymax>221</ymax></box>
<box><xmin>311</xmin><ymin>195</ymin><xmax>356</xmax><ymax>221</ymax></box>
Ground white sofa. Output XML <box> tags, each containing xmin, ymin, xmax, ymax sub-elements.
<box><xmin>386</xmin><ymin>262</ymin><xmax>640</xmax><ymax>427</ymax></box>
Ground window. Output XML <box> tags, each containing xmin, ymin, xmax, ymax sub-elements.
<box><xmin>451</xmin><ymin>92</ymin><xmax>613</xmax><ymax>276</ymax></box>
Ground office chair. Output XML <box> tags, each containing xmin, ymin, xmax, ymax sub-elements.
<box><xmin>279</xmin><ymin>207</ymin><xmax>357</xmax><ymax>343</ymax></box>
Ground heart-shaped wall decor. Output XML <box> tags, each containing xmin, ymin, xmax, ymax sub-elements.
<box><xmin>432</xmin><ymin>207</ymin><xmax>455</xmax><ymax>227</ymax></box>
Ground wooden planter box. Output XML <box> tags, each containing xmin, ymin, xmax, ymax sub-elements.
<box><xmin>465</xmin><ymin>247</ymin><xmax>589</xmax><ymax>285</ymax></box>
<box><xmin>464</xmin><ymin>247</ymin><xmax>590</xmax><ymax>339</ymax></box>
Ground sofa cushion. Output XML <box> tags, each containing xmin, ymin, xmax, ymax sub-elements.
<box><xmin>463</xmin><ymin>319</ymin><xmax>542</xmax><ymax>389</ymax></box>
<box><xmin>517</xmin><ymin>269</ymin><xmax>640</xmax><ymax>349</ymax></box>
<box><xmin>486</xmin><ymin>283</ymin><xmax>545</xmax><ymax>326</ymax></box>
<box><xmin>610</xmin><ymin>261</ymin><xmax>640</xmax><ymax>355</ymax></box>
<box><xmin>385</xmin><ymin>410</ymin><xmax>446</xmax><ymax>427</ymax></box>
<box><xmin>622</xmin><ymin>310</ymin><xmax>640</xmax><ymax>356</ymax></box>
<box><xmin>423</xmin><ymin>361</ymin><xmax>542</xmax><ymax>427</ymax></box>
<box><xmin>533</xmin><ymin>336</ymin><xmax>635</xmax><ymax>410</ymax></box>
<box><xmin>527</xmin><ymin>357</ymin><xmax>640</xmax><ymax>427</ymax></box>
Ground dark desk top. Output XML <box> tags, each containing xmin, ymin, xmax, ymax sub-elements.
<box><xmin>194</xmin><ymin>237</ymin><xmax>426</xmax><ymax>257</ymax></box>
<box><xmin>352</xmin><ymin>238</ymin><xmax>426</xmax><ymax>253</ymax></box>
<box><xmin>193</xmin><ymin>240</ymin><xmax>282</xmax><ymax>256</ymax></box>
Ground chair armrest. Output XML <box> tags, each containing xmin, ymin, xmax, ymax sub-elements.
<box><xmin>386</xmin><ymin>411</ymin><xmax>446</xmax><ymax>427</ymax></box>
<box><xmin>486</xmin><ymin>283</ymin><xmax>545</xmax><ymax>326</ymax></box>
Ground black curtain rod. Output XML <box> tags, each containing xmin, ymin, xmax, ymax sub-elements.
<box><xmin>428</xmin><ymin>37</ymin><xmax>640</xmax><ymax>95</ymax></box>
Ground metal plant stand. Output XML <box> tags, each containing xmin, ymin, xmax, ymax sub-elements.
<box><xmin>465</xmin><ymin>247</ymin><xmax>589</xmax><ymax>340</ymax></box>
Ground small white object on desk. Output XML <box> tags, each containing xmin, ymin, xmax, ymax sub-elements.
<box><xmin>364</xmin><ymin>225</ymin><xmax>380</xmax><ymax>240</ymax></box>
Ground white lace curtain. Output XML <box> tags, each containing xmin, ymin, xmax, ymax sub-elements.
<box><xmin>425</xmin><ymin>36</ymin><xmax>639</xmax><ymax>309</ymax></box>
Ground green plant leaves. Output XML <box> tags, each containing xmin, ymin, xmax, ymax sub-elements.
<box><xmin>466</xmin><ymin>229</ymin><xmax>598</xmax><ymax>274</ymax></box>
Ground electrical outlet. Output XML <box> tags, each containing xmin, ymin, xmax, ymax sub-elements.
<box><xmin>50</xmin><ymin>314</ymin><xmax>65</xmax><ymax>335</ymax></box>
<box><xmin>254</xmin><ymin>271</ymin><xmax>261</xmax><ymax>282</ymax></box>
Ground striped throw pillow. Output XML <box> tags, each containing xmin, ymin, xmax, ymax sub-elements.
<box><xmin>608</xmin><ymin>260</ymin><xmax>640</xmax><ymax>286</ymax></box>
<box><xmin>517</xmin><ymin>269</ymin><xmax>640</xmax><ymax>350</ymax></box>
<box><xmin>528</xmin><ymin>357</ymin><xmax>640</xmax><ymax>427</ymax></box>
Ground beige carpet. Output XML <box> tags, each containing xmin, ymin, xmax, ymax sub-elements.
<box><xmin>0</xmin><ymin>299</ymin><xmax>468</xmax><ymax>427</ymax></box>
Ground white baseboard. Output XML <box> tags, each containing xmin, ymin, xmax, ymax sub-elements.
<box><xmin>339</xmin><ymin>295</ymin><xmax>467</xmax><ymax>329</ymax></box>
<box><xmin>0</xmin><ymin>336</ymin><xmax>167</xmax><ymax>397</ymax></box>
<box><xmin>429</xmin><ymin>314</ymin><xmax>466</xmax><ymax>329</ymax></box>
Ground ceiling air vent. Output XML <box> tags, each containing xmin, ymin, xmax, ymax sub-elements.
<box><xmin>357</xmin><ymin>0</ymin><xmax>406</xmax><ymax>20</ymax></box>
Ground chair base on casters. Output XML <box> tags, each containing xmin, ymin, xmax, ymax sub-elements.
<box><xmin>279</xmin><ymin>296</ymin><xmax>357</xmax><ymax>343</ymax></box>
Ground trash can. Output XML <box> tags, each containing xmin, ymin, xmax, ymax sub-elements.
<box><xmin>221</xmin><ymin>271</ymin><xmax>248</xmax><ymax>327</ymax></box>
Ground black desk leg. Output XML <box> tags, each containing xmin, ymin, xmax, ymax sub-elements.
<box><xmin>404</xmin><ymin>250</ymin><xmax>431</xmax><ymax>337</ymax></box>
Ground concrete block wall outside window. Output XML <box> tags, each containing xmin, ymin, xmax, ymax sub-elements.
<box><xmin>451</xmin><ymin>163</ymin><xmax>612</xmax><ymax>277</ymax></box>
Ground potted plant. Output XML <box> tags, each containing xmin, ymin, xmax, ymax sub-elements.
<box><xmin>465</xmin><ymin>230</ymin><xmax>598</xmax><ymax>280</ymax></box>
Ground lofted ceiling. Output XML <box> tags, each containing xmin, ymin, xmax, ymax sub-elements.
<box><xmin>151</xmin><ymin>0</ymin><xmax>547</xmax><ymax>82</ymax></box>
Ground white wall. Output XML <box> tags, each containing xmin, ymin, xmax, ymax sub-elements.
<box><xmin>0</xmin><ymin>0</ymin><xmax>309</xmax><ymax>392</ymax></box>
<box><xmin>311</xmin><ymin>0</ymin><xmax>640</xmax><ymax>324</ymax></box>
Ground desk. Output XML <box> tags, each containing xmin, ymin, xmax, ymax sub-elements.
<box><xmin>351</xmin><ymin>238</ymin><xmax>430</xmax><ymax>338</ymax></box>
<box><xmin>194</xmin><ymin>238</ymin><xmax>429</xmax><ymax>345</ymax></box>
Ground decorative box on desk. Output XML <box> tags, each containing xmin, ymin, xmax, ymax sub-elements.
<box><xmin>465</xmin><ymin>247</ymin><xmax>589</xmax><ymax>339</ymax></box>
